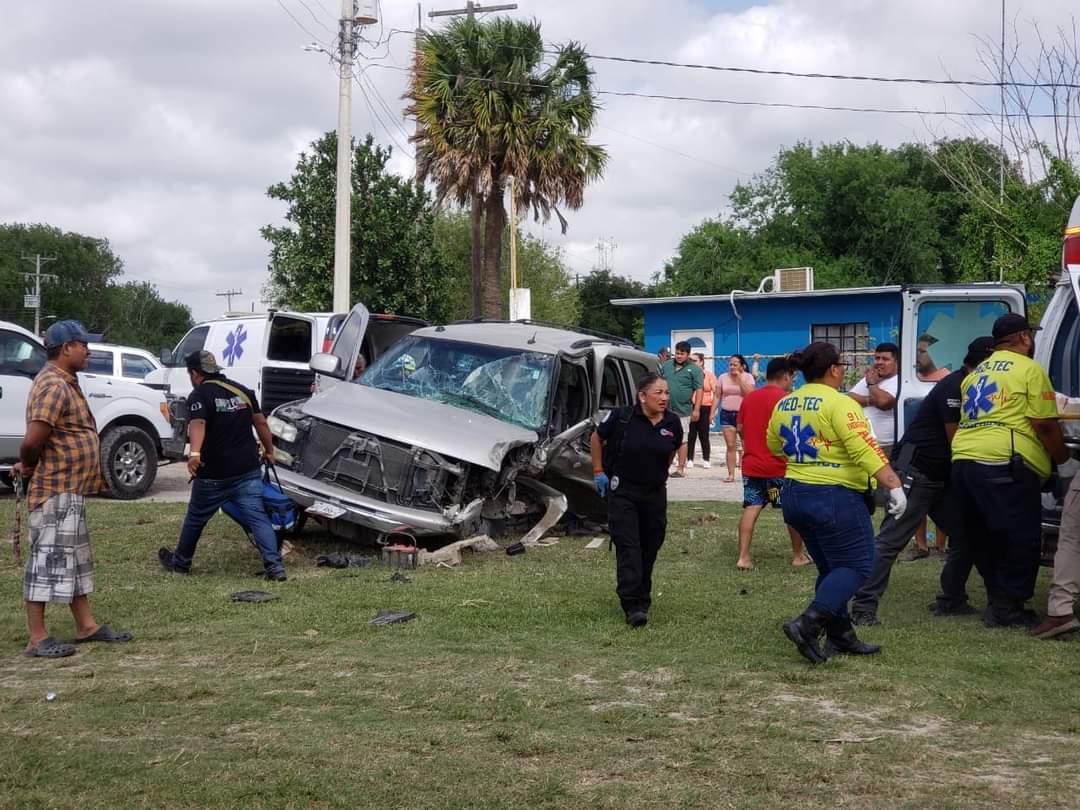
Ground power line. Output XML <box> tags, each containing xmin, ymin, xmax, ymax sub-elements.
<box><xmin>574</xmin><ymin>50</ymin><xmax>1080</xmax><ymax>89</ymax></box>
<box><xmin>353</xmin><ymin>70</ymin><xmax>413</xmax><ymax>156</ymax></box>
<box><xmin>293</xmin><ymin>0</ymin><xmax>336</xmax><ymax>35</ymax></box>
<box><xmin>276</xmin><ymin>0</ymin><xmax>334</xmax><ymax>50</ymax></box>
<box><xmin>368</xmin><ymin>62</ymin><xmax>1080</xmax><ymax>119</ymax></box>
<box><xmin>599</xmin><ymin>124</ymin><xmax>748</xmax><ymax>176</ymax></box>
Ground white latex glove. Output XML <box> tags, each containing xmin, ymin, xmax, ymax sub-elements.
<box><xmin>1057</xmin><ymin>458</ymin><xmax>1080</xmax><ymax>479</ymax></box>
<box><xmin>887</xmin><ymin>487</ymin><xmax>908</xmax><ymax>519</ymax></box>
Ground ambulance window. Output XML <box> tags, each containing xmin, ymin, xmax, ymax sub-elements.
<box><xmin>1050</xmin><ymin>297</ymin><xmax>1080</xmax><ymax>397</ymax></box>
<box><xmin>914</xmin><ymin>301</ymin><xmax>1011</xmax><ymax>380</ymax></box>
<box><xmin>267</xmin><ymin>316</ymin><xmax>312</xmax><ymax>363</ymax></box>
<box><xmin>174</xmin><ymin>326</ymin><xmax>209</xmax><ymax>362</ymax></box>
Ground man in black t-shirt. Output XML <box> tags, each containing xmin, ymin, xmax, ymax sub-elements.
<box><xmin>158</xmin><ymin>351</ymin><xmax>286</xmax><ymax>580</ymax></box>
<box><xmin>850</xmin><ymin>336</ymin><xmax>996</xmax><ymax>625</ymax></box>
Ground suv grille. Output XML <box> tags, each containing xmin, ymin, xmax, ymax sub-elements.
<box><xmin>298</xmin><ymin>420</ymin><xmax>463</xmax><ymax>511</ymax></box>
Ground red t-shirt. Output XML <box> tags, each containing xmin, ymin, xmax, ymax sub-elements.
<box><xmin>737</xmin><ymin>384</ymin><xmax>787</xmax><ymax>479</ymax></box>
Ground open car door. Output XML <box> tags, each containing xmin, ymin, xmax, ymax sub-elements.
<box><xmin>309</xmin><ymin>303</ymin><xmax>370</xmax><ymax>392</ymax></box>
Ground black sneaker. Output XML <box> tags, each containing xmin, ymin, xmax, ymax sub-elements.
<box><xmin>851</xmin><ymin>611</ymin><xmax>880</xmax><ymax>627</ymax></box>
<box><xmin>626</xmin><ymin>611</ymin><xmax>648</xmax><ymax>628</ymax></box>
<box><xmin>264</xmin><ymin>569</ymin><xmax>288</xmax><ymax>582</ymax></box>
<box><xmin>928</xmin><ymin>600</ymin><xmax>977</xmax><ymax>617</ymax></box>
<box><xmin>158</xmin><ymin>547</ymin><xmax>190</xmax><ymax>574</ymax></box>
<box><xmin>982</xmin><ymin>606</ymin><xmax>1038</xmax><ymax>629</ymax></box>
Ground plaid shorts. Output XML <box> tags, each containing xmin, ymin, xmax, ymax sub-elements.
<box><xmin>24</xmin><ymin>493</ymin><xmax>94</xmax><ymax>604</ymax></box>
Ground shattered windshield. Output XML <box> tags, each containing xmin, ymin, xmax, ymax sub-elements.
<box><xmin>361</xmin><ymin>335</ymin><xmax>555</xmax><ymax>432</ymax></box>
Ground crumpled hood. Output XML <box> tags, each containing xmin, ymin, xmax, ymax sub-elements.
<box><xmin>300</xmin><ymin>384</ymin><xmax>539</xmax><ymax>470</ymax></box>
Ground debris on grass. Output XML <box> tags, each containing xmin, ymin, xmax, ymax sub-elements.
<box><xmin>584</xmin><ymin>537</ymin><xmax>605</xmax><ymax>550</ymax></box>
<box><xmin>389</xmin><ymin>572</ymin><xmax>412</xmax><ymax>584</ymax></box>
<box><xmin>419</xmin><ymin>534</ymin><xmax>499</xmax><ymax>567</ymax></box>
<box><xmin>316</xmin><ymin>553</ymin><xmax>374</xmax><ymax>569</ymax></box>
<box><xmin>230</xmin><ymin>590</ymin><xmax>279</xmax><ymax>603</ymax></box>
<box><xmin>369</xmin><ymin>609</ymin><xmax>417</xmax><ymax>626</ymax></box>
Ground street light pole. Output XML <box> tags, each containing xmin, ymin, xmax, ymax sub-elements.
<box><xmin>332</xmin><ymin>0</ymin><xmax>357</xmax><ymax>314</ymax></box>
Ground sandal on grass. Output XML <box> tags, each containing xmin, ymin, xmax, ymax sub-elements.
<box><xmin>25</xmin><ymin>636</ymin><xmax>77</xmax><ymax>658</ymax></box>
<box><xmin>75</xmin><ymin>625</ymin><xmax>134</xmax><ymax>644</ymax></box>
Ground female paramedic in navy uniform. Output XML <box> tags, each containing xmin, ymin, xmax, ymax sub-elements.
<box><xmin>590</xmin><ymin>373</ymin><xmax>683</xmax><ymax>628</ymax></box>
<box><xmin>766</xmin><ymin>342</ymin><xmax>908</xmax><ymax>663</ymax></box>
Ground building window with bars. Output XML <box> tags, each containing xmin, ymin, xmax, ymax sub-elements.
<box><xmin>811</xmin><ymin>322</ymin><xmax>871</xmax><ymax>369</ymax></box>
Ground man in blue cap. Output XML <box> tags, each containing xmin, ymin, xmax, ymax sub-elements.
<box><xmin>16</xmin><ymin>320</ymin><xmax>133</xmax><ymax>658</ymax></box>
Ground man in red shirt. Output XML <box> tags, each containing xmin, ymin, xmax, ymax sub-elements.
<box><xmin>735</xmin><ymin>357</ymin><xmax>810</xmax><ymax>569</ymax></box>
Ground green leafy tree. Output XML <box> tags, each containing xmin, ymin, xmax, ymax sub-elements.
<box><xmin>0</xmin><ymin>223</ymin><xmax>192</xmax><ymax>348</ymax></box>
<box><xmin>407</xmin><ymin>16</ymin><xmax>607</xmax><ymax>318</ymax></box>
<box><xmin>576</xmin><ymin>270</ymin><xmax>650</xmax><ymax>341</ymax></box>
<box><xmin>261</xmin><ymin>132</ymin><xmax>451</xmax><ymax>321</ymax></box>
<box><xmin>432</xmin><ymin>209</ymin><xmax>580</xmax><ymax>325</ymax></box>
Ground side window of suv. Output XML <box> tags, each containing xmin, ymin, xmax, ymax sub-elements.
<box><xmin>623</xmin><ymin>359</ymin><xmax>653</xmax><ymax>391</ymax></box>
<box><xmin>600</xmin><ymin>358</ymin><xmax>630</xmax><ymax>409</ymax></box>
<box><xmin>0</xmin><ymin>330</ymin><xmax>46</xmax><ymax>377</ymax></box>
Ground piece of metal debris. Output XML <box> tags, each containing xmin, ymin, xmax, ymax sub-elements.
<box><xmin>316</xmin><ymin>553</ymin><xmax>374</xmax><ymax>569</ymax></box>
<box><xmin>369</xmin><ymin>609</ymin><xmax>417</xmax><ymax>626</ymax></box>
<box><xmin>231</xmin><ymin>590</ymin><xmax>279</xmax><ymax>603</ymax></box>
<box><xmin>389</xmin><ymin>572</ymin><xmax>412</xmax><ymax>584</ymax></box>
<box><xmin>584</xmin><ymin>537</ymin><xmax>605</xmax><ymax>550</ymax></box>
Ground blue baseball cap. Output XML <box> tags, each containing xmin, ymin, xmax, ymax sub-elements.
<box><xmin>44</xmin><ymin>320</ymin><xmax>91</xmax><ymax>349</ymax></box>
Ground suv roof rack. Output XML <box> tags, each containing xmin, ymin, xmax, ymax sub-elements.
<box><xmin>446</xmin><ymin>318</ymin><xmax>639</xmax><ymax>349</ymax></box>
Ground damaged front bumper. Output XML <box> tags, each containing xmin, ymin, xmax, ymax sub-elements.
<box><xmin>275</xmin><ymin>467</ymin><xmax>486</xmax><ymax>537</ymax></box>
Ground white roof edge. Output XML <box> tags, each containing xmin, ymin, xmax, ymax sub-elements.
<box><xmin>611</xmin><ymin>285</ymin><xmax>905</xmax><ymax>307</ymax></box>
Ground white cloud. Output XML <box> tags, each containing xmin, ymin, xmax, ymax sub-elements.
<box><xmin>0</xmin><ymin>0</ymin><xmax>1074</xmax><ymax>323</ymax></box>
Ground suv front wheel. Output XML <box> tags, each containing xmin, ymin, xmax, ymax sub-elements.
<box><xmin>100</xmin><ymin>425</ymin><xmax>157</xmax><ymax>499</ymax></box>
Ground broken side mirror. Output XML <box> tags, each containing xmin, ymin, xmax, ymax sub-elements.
<box><xmin>310</xmin><ymin>352</ymin><xmax>343</xmax><ymax>378</ymax></box>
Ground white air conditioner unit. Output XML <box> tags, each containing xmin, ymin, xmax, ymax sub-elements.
<box><xmin>774</xmin><ymin>266</ymin><xmax>814</xmax><ymax>292</ymax></box>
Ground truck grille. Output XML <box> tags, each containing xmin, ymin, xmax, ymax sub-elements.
<box><xmin>298</xmin><ymin>420</ymin><xmax>463</xmax><ymax>510</ymax></box>
<box><xmin>262</xmin><ymin>367</ymin><xmax>315</xmax><ymax>413</ymax></box>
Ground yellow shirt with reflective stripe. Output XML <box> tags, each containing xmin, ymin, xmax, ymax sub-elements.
<box><xmin>951</xmin><ymin>350</ymin><xmax>1058</xmax><ymax>480</ymax></box>
<box><xmin>766</xmin><ymin>383</ymin><xmax>888</xmax><ymax>491</ymax></box>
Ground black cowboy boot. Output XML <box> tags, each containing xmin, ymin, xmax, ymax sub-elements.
<box><xmin>823</xmin><ymin>615</ymin><xmax>881</xmax><ymax>658</ymax></box>
<box><xmin>782</xmin><ymin>605</ymin><xmax>830</xmax><ymax>664</ymax></box>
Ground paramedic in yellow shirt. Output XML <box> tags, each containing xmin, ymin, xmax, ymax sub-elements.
<box><xmin>950</xmin><ymin>313</ymin><xmax>1068</xmax><ymax>629</ymax></box>
<box><xmin>767</xmin><ymin>341</ymin><xmax>906</xmax><ymax>665</ymax></box>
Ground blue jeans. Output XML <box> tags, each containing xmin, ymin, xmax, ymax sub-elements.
<box><xmin>782</xmin><ymin>479</ymin><xmax>875</xmax><ymax>617</ymax></box>
<box><xmin>175</xmin><ymin>470</ymin><xmax>284</xmax><ymax>574</ymax></box>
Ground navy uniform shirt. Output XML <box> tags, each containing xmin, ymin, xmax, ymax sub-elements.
<box><xmin>893</xmin><ymin>369</ymin><xmax>963</xmax><ymax>482</ymax></box>
<box><xmin>186</xmin><ymin>375</ymin><xmax>262</xmax><ymax>480</ymax></box>
<box><xmin>596</xmin><ymin>404</ymin><xmax>683</xmax><ymax>490</ymax></box>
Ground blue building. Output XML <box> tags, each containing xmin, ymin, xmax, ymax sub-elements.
<box><xmin>613</xmin><ymin>285</ymin><xmax>906</xmax><ymax>373</ymax></box>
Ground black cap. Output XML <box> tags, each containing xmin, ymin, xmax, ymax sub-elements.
<box><xmin>992</xmin><ymin>313</ymin><xmax>1041</xmax><ymax>341</ymax></box>
<box><xmin>963</xmin><ymin>335</ymin><xmax>996</xmax><ymax>368</ymax></box>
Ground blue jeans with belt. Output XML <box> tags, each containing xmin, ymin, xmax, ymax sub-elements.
<box><xmin>175</xmin><ymin>470</ymin><xmax>284</xmax><ymax>575</ymax></box>
<box><xmin>782</xmin><ymin>479</ymin><xmax>876</xmax><ymax>617</ymax></box>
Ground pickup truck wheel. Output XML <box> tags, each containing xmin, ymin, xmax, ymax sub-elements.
<box><xmin>100</xmin><ymin>426</ymin><xmax>157</xmax><ymax>499</ymax></box>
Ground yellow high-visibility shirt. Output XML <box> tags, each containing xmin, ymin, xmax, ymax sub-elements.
<box><xmin>951</xmin><ymin>350</ymin><xmax>1058</xmax><ymax>481</ymax></box>
<box><xmin>766</xmin><ymin>383</ymin><xmax>888</xmax><ymax>491</ymax></box>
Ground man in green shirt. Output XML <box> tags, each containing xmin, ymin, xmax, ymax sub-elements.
<box><xmin>951</xmin><ymin>313</ymin><xmax>1068</xmax><ymax>629</ymax></box>
<box><xmin>661</xmin><ymin>340</ymin><xmax>703</xmax><ymax>477</ymax></box>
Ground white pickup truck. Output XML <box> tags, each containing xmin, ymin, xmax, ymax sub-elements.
<box><xmin>0</xmin><ymin>320</ymin><xmax>175</xmax><ymax>499</ymax></box>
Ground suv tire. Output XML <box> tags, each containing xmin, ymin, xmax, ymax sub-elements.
<box><xmin>100</xmin><ymin>425</ymin><xmax>157</xmax><ymax>499</ymax></box>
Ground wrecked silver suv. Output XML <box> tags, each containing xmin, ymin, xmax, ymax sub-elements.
<box><xmin>269</xmin><ymin>304</ymin><xmax>658</xmax><ymax>543</ymax></box>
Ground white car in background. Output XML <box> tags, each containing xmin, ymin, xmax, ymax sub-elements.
<box><xmin>0</xmin><ymin>321</ymin><xmax>174</xmax><ymax>498</ymax></box>
<box><xmin>85</xmin><ymin>343</ymin><xmax>161</xmax><ymax>382</ymax></box>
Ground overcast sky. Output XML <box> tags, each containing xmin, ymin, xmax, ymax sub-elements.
<box><xmin>1</xmin><ymin>0</ymin><xmax>1074</xmax><ymax>323</ymax></box>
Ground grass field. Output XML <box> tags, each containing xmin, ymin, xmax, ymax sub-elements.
<box><xmin>0</xmin><ymin>499</ymin><xmax>1078</xmax><ymax>809</ymax></box>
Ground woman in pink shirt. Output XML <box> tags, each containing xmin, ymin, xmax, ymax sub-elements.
<box><xmin>716</xmin><ymin>354</ymin><xmax>755</xmax><ymax>482</ymax></box>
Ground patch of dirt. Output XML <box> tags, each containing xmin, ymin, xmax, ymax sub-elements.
<box><xmin>569</xmin><ymin>673</ymin><xmax>599</xmax><ymax>686</ymax></box>
<box><xmin>773</xmin><ymin>692</ymin><xmax>880</xmax><ymax>723</ymax></box>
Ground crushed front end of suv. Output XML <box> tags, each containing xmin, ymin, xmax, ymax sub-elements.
<box><xmin>269</xmin><ymin>305</ymin><xmax>658</xmax><ymax>544</ymax></box>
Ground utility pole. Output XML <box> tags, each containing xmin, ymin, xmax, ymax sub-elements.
<box><xmin>428</xmin><ymin>1</ymin><xmax>517</xmax><ymax>22</ymax></box>
<box><xmin>216</xmin><ymin>289</ymin><xmax>243</xmax><ymax>312</ymax></box>
<box><xmin>333</xmin><ymin>0</ymin><xmax>358</xmax><ymax>313</ymax></box>
<box><xmin>21</xmin><ymin>254</ymin><xmax>57</xmax><ymax>336</ymax></box>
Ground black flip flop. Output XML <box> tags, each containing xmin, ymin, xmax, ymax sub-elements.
<box><xmin>75</xmin><ymin>625</ymin><xmax>134</xmax><ymax>644</ymax></box>
<box><xmin>25</xmin><ymin>636</ymin><xmax>77</xmax><ymax>658</ymax></box>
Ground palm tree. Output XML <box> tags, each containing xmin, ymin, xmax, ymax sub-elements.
<box><xmin>406</xmin><ymin>17</ymin><xmax>607</xmax><ymax>318</ymax></box>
